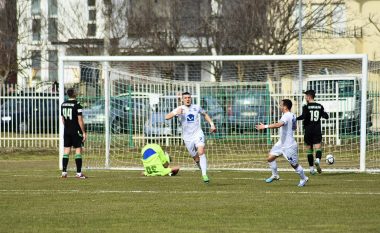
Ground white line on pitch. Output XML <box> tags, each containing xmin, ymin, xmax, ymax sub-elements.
<box><xmin>8</xmin><ymin>174</ymin><xmax>380</xmax><ymax>182</ymax></box>
<box><xmin>1</xmin><ymin>189</ymin><xmax>380</xmax><ymax>195</ymax></box>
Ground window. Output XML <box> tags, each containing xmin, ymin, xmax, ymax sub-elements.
<box><xmin>48</xmin><ymin>0</ymin><xmax>57</xmax><ymax>16</ymax></box>
<box><xmin>31</xmin><ymin>0</ymin><xmax>41</xmax><ymax>15</ymax></box>
<box><xmin>178</xmin><ymin>0</ymin><xmax>202</xmax><ymax>36</ymax></box>
<box><xmin>332</xmin><ymin>4</ymin><xmax>346</xmax><ymax>33</ymax></box>
<box><xmin>48</xmin><ymin>18</ymin><xmax>57</xmax><ymax>41</ymax></box>
<box><xmin>174</xmin><ymin>62</ymin><xmax>201</xmax><ymax>81</ymax></box>
<box><xmin>293</xmin><ymin>3</ymin><xmax>306</xmax><ymax>27</ymax></box>
<box><xmin>31</xmin><ymin>51</ymin><xmax>41</xmax><ymax>80</ymax></box>
<box><xmin>48</xmin><ymin>50</ymin><xmax>58</xmax><ymax>81</ymax></box>
<box><xmin>32</xmin><ymin>18</ymin><xmax>41</xmax><ymax>41</ymax></box>
<box><xmin>312</xmin><ymin>4</ymin><xmax>327</xmax><ymax>31</ymax></box>
<box><xmin>187</xmin><ymin>62</ymin><xmax>201</xmax><ymax>81</ymax></box>
<box><xmin>88</xmin><ymin>0</ymin><xmax>96</xmax><ymax>7</ymax></box>
<box><xmin>89</xmin><ymin>9</ymin><xmax>96</xmax><ymax>21</ymax></box>
<box><xmin>87</xmin><ymin>23</ymin><xmax>96</xmax><ymax>36</ymax></box>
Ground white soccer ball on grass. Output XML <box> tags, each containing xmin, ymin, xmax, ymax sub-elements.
<box><xmin>325</xmin><ymin>154</ymin><xmax>335</xmax><ymax>165</ymax></box>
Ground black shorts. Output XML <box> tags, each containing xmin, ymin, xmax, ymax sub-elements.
<box><xmin>64</xmin><ymin>133</ymin><xmax>83</xmax><ymax>148</ymax></box>
<box><xmin>304</xmin><ymin>132</ymin><xmax>322</xmax><ymax>146</ymax></box>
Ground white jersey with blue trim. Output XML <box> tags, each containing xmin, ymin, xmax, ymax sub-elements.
<box><xmin>279</xmin><ymin>112</ymin><xmax>297</xmax><ymax>147</ymax></box>
<box><xmin>175</xmin><ymin>104</ymin><xmax>205</xmax><ymax>139</ymax></box>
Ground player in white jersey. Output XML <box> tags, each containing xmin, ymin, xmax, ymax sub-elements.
<box><xmin>256</xmin><ymin>99</ymin><xmax>309</xmax><ymax>187</ymax></box>
<box><xmin>165</xmin><ymin>92</ymin><xmax>216</xmax><ymax>183</ymax></box>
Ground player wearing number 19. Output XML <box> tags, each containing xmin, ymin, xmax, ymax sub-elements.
<box><xmin>297</xmin><ymin>90</ymin><xmax>329</xmax><ymax>175</ymax></box>
<box><xmin>60</xmin><ymin>88</ymin><xmax>87</xmax><ymax>179</ymax></box>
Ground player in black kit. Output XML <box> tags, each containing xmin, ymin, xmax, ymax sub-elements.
<box><xmin>61</xmin><ymin>88</ymin><xmax>87</xmax><ymax>178</ymax></box>
<box><xmin>297</xmin><ymin>90</ymin><xmax>329</xmax><ymax>174</ymax></box>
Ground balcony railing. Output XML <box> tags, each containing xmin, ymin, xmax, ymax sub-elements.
<box><xmin>303</xmin><ymin>26</ymin><xmax>363</xmax><ymax>39</ymax></box>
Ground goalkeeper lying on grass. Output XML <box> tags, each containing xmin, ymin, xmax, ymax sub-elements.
<box><xmin>141</xmin><ymin>143</ymin><xmax>180</xmax><ymax>176</ymax></box>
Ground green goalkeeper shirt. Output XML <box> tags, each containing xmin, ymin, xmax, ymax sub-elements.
<box><xmin>141</xmin><ymin>144</ymin><xmax>171</xmax><ymax>176</ymax></box>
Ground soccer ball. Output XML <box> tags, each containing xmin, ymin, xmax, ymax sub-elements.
<box><xmin>325</xmin><ymin>154</ymin><xmax>335</xmax><ymax>165</ymax></box>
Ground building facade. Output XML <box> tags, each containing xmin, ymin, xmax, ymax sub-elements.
<box><xmin>16</xmin><ymin>0</ymin><xmax>380</xmax><ymax>86</ymax></box>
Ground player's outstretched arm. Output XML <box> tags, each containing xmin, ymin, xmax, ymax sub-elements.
<box><xmin>296</xmin><ymin>105</ymin><xmax>307</xmax><ymax>121</ymax></box>
<box><xmin>256</xmin><ymin>121</ymin><xmax>284</xmax><ymax>130</ymax></box>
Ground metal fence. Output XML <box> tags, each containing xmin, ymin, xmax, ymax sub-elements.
<box><xmin>0</xmin><ymin>84</ymin><xmax>59</xmax><ymax>148</ymax></box>
<box><xmin>1</xmin><ymin>75</ymin><xmax>380</xmax><ymax>170</ymax></box>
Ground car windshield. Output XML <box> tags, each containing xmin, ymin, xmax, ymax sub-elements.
<box><xmin>204</xmin><ymin>97</ymin><xmax>219</xmax><ymax>107</ymax></box>
<box><xmin>156</xmin><ymin>97</ymin><xmax>179</xmax><ymax>112</ymax></box>
<box><xmin>235</xmin><ymin>93</ymin><xmax>266</xmax><ymax>106</ymax></box>
<box><xmin>307</xmin><ymin>80</ymin><xmax>356</xmax><ymax>98</ymax></box>
<box><xmin>90</xmin><ymin>101</ymin><xmax>104</xmax><ymax>110</ymax></box>
<box><xmin>89</xmin><ymin>98</ymin><xmax>129</xmax><ymax>110</ymax></box>
<box><xmin>1</xmin><ymin>99</ymin><xmax>26</xmax><ymax>110</ymax></box>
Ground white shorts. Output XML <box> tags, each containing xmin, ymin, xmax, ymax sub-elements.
<box><xmin>183</xmin><ymin>134</ymin><xmax>205</xmax><ymax>157</ymax></box>
<box><xmin>270</xmin><ymin>141</ymin><xmax>299</xmax><ymax>166</ymax></box>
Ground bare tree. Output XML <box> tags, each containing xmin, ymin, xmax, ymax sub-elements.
<box><xmin>369</xmin><ymin>14</ymin><xmax>380</xmax><ymax>34</ymax></box>
<box><xmin>0</xmin><ymin>0</ymin><xmax>18</xmax><ymax>86</ymax></box>
<box><xmin>0</xmin><ymin>0</ymin><xmax>48</xmax><ymax>87</ymax></box>
<box><xmin>196</xmin><ymin>0</ymin><xmax>345</xmax><ymax>81</ymax></box>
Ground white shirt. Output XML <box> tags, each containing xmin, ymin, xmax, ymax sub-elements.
<box><xmin>173</xmin><ymin>104</ymin><xmax>205</xmax><ymax>139</ymax></box>
<box><xmin>279</xmin><ymin>111</ymin><xmax>297</xmax><ymax>147</ymax></box>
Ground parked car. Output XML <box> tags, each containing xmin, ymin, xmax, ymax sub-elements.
<box><xmin>144</xmin><ymin>112</ymin><xmax>173</xmax><ymax>136</ymax></box>
<box><xmin>144</xmin><ymin>96</ymin><xmax>178</xmax><ymax>136</ymax></box>
<box><xmin>304</xmin><ymin>75</ymin><xmax>373</xmax><ymax>135</ymax></box>
<box><xmin>200</xmin><ymin>96</ymin><xmax>225</xmax><ymax>135</ymax></box>
<box><xmin>227</xmin><ymin>89</ymin><xmax>273</xmax><ymax>133</ymax></box>
<box><xmin>83</xmin><ymin>95</ymin><xmax>150</xmax><ymax>134</ymax></box>
<box><xmin>0</xmin><ymin>94</ymin><xmax>59</xmax><ymax>133</ymax></box>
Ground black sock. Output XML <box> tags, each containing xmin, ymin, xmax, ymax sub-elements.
<box><xmin>316</xmin><ymin>150</ymin><xmax>322</xmax><ymax>160</ymax></box>
<box><xmin>75</xmin><ymin>158</ymin><xmax>82</xmax><ymax>173</ymax></box>
<box><xmin>62</xmin><ymin>158</ymin><xmax>69</xmax><ymax>172</ymax></box>
<box><xmin>307</xmin><ymin>154</ymin><xmax>314</xmax><ymax>166</ymax></box>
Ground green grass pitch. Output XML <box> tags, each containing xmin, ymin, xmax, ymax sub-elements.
<box><xmin>1</xmin><ymin>152</ymin><xmax>380</xmax><ymax>233</ymax></box>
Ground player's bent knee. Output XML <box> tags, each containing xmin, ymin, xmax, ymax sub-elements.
<box><xmin>267</xmin><ymin>154</ymin><xmax>276</xmax><ymax>162</ymax></box>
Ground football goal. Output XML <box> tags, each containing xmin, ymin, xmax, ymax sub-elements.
<box><xmin>58</xmin><ymin>54</ymin><xmax>379</xmax><ymax>172</ymax></box>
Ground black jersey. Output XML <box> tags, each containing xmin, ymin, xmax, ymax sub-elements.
<box><xmin>297</xmin><ymin>102</ymin><xmax>329</xmax><ymax>132</ymax></box>
<box><xmin>61</xmin><ymin>99</ymin><xmax>83</xmax><ymax>135</ymax></box>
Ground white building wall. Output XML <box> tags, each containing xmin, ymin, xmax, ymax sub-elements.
<box><xmin>17</xmin><ymin>0</ymin><xmax>107</xmax><ymax>87</ymax></box>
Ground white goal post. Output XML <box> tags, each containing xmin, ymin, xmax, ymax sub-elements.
<box><xmin>58</xmin><ymin>54</ymin><xmax>376</xmax><ymax>172</ymax></box>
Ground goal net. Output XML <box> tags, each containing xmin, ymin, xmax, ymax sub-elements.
<box><xmin>59</xmin><ymin>55</ymin><xmax>378</xmax><ymax>172</ymax></box>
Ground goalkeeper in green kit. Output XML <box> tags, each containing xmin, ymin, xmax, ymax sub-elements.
<box><xmin>141</xmin><ymin>144</ymin><xmax>180</xmax><ymax>176</ymax></box>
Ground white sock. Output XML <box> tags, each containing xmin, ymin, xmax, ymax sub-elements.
<box><xmin>295</xmin><ymin>165</ymin><xmax>306</xmax><ymax>180</ymax></box>
<box><xmin>62</xmin><ymin>171</ymin><xmax>67</xmax><ymax>175</ymax></box>
<box><xmin>76</xmin><ymin>172</ymin><xmax>82</xmax><ymax>176</ymax></box>
<box><xmin>315</xmin><ymin>158</ymin><xmax>320</xmax><ymax>164</ymax></box>
<box><xmin>269</xmin><ymin>161</ymin><xmax>278</xmax><ymax>177</ymax></box>
<box><xmin>199</xmin><ymin>154</ymin><xmax>207</xmax><ymax>176</ymax></box>
<box><xmin>310</xmin><ymin>166</ymin><xmax>315</xmax><ymax>172</ymax></box>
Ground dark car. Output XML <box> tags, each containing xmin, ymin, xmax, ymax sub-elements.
<box><xmin>83</xmin><ymin>95</ymin><xmax>150</xmax><ymax>134</ymax></box>
<box><xmin>227</xmin><ymin>89</ymin><xmax>273</xmax><ymax>133</ymax></box>
<box><xmin>0</xmin><ymin>94</ymin><xmax>59</xmax><ymax>133</ymax></box>
<box><xmin>144</xmin><ymin>111</ymin><xmax>174</xmax><ymax>136</ymax></box>
<box><xmin>200</xmin><ymin>96</ymin><xmax>225</xmax><ymax>135</ymax></box>
<box><xmin>144</xmin><ymin>96</ymin><xmax>179</xmax><ymax>136</ymax></box>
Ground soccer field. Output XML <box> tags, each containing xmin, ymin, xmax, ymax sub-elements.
<box><xmin>1</xmin><ymin>153</ymin><xmax>380</xmax><ymax>233</ymax></box>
